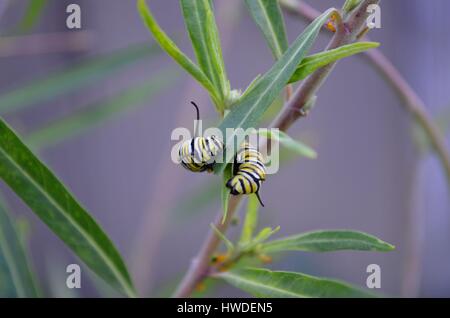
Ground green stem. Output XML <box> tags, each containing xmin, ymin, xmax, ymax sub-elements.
<box><xmin>172</xmin><ymin>0</ymin><xmax>378</xmax><ymax>298</ymax></box>
<box><xmin>280</xmin><ymin>0</ymin><xmax>450</xmax><ymax>184</ymax></box>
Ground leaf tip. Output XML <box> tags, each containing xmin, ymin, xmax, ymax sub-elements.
<box><xmin>309</xmin><ymin>150</ymin><xmax>318</xmax><ymax>159</ymax></box>
<box><xmin>373</xmin><ymin>238</ymin><xmax>395</xmax><ymax>252</ymax></box>
<box><xmin>383</xmin><ymin>242</ymin><xmax>395</xmax><ymax>251</ymax></box>
<box><xmin>365</xmin><ymin>41</ymin><xmax>380</xmax><ymax>49</ymax></box>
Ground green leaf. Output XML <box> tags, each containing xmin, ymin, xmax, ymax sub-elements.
<box><xmin>342</xmin><ymin>0</ymin><xmax>361</xmax><ymax>13</ymax></box>
<box><xmin>252</xmin><ymin>226</ymin><xmax>280</xmax><ymax>245</ymax></box>
<box><xmin>277</xmin><ymin>132</ymin><xmax>319</xmax><ymax>167</ymax></box>
<box><xmin>245</xmin><ymin>0</ymin><xmax>288</xmax><ymax>59</ymax></box>
<box><xmin>241</xmin><ymin>74</ymin><xmax>262</xmax><ymax>99</ymax></box>
<box><xmin>25</xmin><ymin>70</ymin><xmax>176</xmax><ymax>149</ymax></box>
<box><xmin>217</xmin><ymin>268</ymin><xmax>375</xmax><ymax>298</ymax></box>
<box><xmin>240</xmin><ymin>225</ymin><xmax>281</xmax><ymax>253</ymax></box>
<box><xmin>239</xmin><ymin>194</ymin><xmax>260</xmax><ymax>245</ymax></box>
<box><xmin>0</xmin><ymin>119</ymin><xmax>136</xmax><ymax>297</ymax></box>
<box><xmin>288</xmin><ymin>42</ymin><xmax>380</xmax><ymax>83</ymax></box>
<box><xmin>214</xmin><ymin>8</ymin><xmax>337</xmax><ymax>174</ymax></box>
<box><xmin>137</xmin><ymin>0</ymin><xmax>220</xmax><ymax>106</ymax></box>
<box><xmin>261</xmin><ymin>230</ymin><xmax>395</xmax><ymax>253</ymax></box>
<box><xmin>221</xmin><ymin>163</ymin><xmax>233</xmax><ymax>223</ymax></box>
<box><xmin>17</xmin><ymin>0</ymin><xmax>47</xmax><ymax>32</ymax></box>
<box><xmin>258</xmin><ymin>130</ymin><xmax>317</xmax><ymax>159</ymax></box>
<box><xmin>210</xmin><ymin>223</ymin><xmax>234</xmax><ymax>252</ymax></box>
<box><xmin>180</xmin><ymin>0</ymin><xmax>229</xmax><ymax>104</ymax></box>
<box><xmin>0</xmin><ymin>43</ymin><xmax>159</xmax><ymax>114</ymax></box>
<box><xmin>0</xmin><ymin>195</ymin><xmax>39</xmax><ymax>297</ymax></box>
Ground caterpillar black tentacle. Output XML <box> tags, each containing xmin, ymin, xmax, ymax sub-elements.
<box><xmin>178</xmin><ymin>101</ymin><xmax>223</xmax><ymax>173</ymax></box>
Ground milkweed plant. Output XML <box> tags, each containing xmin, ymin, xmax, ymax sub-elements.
<box><xmin>137</xmin><ymin>0</ymin><xmax>394</xmax><ymax>298</ymax></box>
<box><xmin>11</xmin><ymin>0</ymin><xmax>450</xmax><ymax>298</ymax></box>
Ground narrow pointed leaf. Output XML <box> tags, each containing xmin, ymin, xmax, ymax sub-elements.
<box><xmin>0</xmin><ymin>119</ymin><xmax>136</xmax><ymax>297</ymax></box>
<box><xmin>258</xmin><ymin>130</ymin><xmax>317</xmax><ymax>159</ymax></box>
<box><xmin>137</xmin><ymin>0</ymin><xmax>219</xmax><ymax>105</ymax></box>
<box><xmin>245</xmin><ymin>0</ymin><xmax>288</xmax><ymax>59</ymax></box>
<box><xmin>221</xmin><ymin>163</ymin><xmax>233</xmax><ymax>223</ymax></box>
<box><xmin>0</xmin><ymin>196</ymin><xmax>39</xmax><ymax>297</ymax></box>
<box><xmin>343</xmin><ymin>0</ymin><xmax>361</xmax><ymax>13</ymax></box>
<box><xmin>214</xmin><ymin>8</ymin><xmax>337</xmax><ymax>173</ymax></box>
<box><xmin>210</xmin><ymin>223</ymin><xmax>234</xmax><ymax>252</ymax></box>
<box><xmin>288</xmin><ymin>42</ymin><xmax>379</xmax><ymax>83</ymax></box>
<box><xmin>241</xmin><ymin>74</ymin><xmax>262</xmax><ymax>99</ymax></box>
<box><xmin>0</xmin><ymin>43</ymin><xmax>159</xmax><ymax>114</ymax></box>
<box><xmin>181</xmin><ymin>0</ymin><xmax>229</xmax><ymax>102</ymax></box>
<box><xmin>17</xmin><ymin>0</ymin><xmax>47</xmax><ymax>32</ymax></box>
<box><xmin>217</xmin><ymin>268</ymin><xmax>375</xmax><ymax>298</ymax></box>
<box><xmin>253</xmin><ymin>226</ymin><xmax>280</xmax><ymax>245</ymax></box>
<box><xmin>25</xmin><ymin>70</ymin><xmax>176</xmax><ymax>149</ymax></box>
<box><xmin>239</xmin><ymin>194</ymin><xmax>260</xmax><ymax>245</ymax></box>
<box><xmin>261</xmin><ymin>230</ymin><xmax>395</xmax><ymax>253</ymax></box>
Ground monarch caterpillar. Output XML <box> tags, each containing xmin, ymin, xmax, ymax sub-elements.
<box><xmin>178</xmin><ymin>101</ymin><xmax>223</xmax><ymax>173</ymax></box>
<box><xmin>226</xmin><ymin>141</ymin><xmax>266</xmax><ymax>206</ymax></box>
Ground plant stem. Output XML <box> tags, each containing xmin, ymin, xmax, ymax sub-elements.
<box><xmin>279</xmin><ymin>0</ymin><xmax>450</xmax><ymax>298</ymax></box>
<box><xmin>365</xmin><ymin>49</ymin><xmax>450</xmax><ymax>182</ymax></box>
<box><xmin>131</xmin><ymin>0</ymin><xmax>242</xmax><ymax>295</ymax></box>
<box><xmin>173</xmin><ymin>0</ymin><xmax>378</xmax><ymax>298</ymax></box>
<box><xmin>280</xmin><ymin>0</ymin><xmax>450</xmax><ymax>183</ymax></box>
<box><xmin>173</xmin><ymin>195</ymin><xmax>242</xmax><ymax>297</ymax></box>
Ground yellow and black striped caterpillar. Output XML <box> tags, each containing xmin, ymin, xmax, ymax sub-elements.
<box><xmin>178</xmin><ymin>101</ymin><xmax>223</xmax><ymax>173</ymax></box>
<box><xmin>226</xmin><ymin>141</ymin><xmax>266</xmax><ymax>206</ymax></box>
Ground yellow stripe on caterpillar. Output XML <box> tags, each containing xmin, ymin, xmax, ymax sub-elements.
<box><xmin>226</xmin><ymin>141</ymin><xmax>266</xmax><ymax>206</ymax></box>
<box><xmin>179</xmin><ymin>136</ymin><xmax>223</xmax><ymax>173</ymax></box>
<box><xmin>177</xmin><ymin>101</ymin><xmax>223</xmax><ymax>173</ymax></box>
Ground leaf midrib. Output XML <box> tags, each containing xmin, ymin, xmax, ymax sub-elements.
<box><xmin>221</xmin><ymin>271</ymin><xmax>309</xmax><ymax>298</ymax></box>
<box><xmin>264</xmin><ymin>237</ymin><xmax>389</xmax><ymax>251</ymax></box>
<box><xmin>222</xmin><ymin>35</ymin><xmax>311</xmax><ymax>144</ymax></box>
<box><xmin>219</xmin><ymin>9</ymin><xmax>335</xmax><ymax>160</ymax></box>
<box><xmin>299</xmin><ymin>45</ymin><xmax>371</xmax><ymax>70</ymax></box>
<box><xmin>191</xmin><ymin>0</ymin><xmax>220</xmax><ymax>93</ymax></box>
<box><xmin>257</xmin><ymin>0</ymin><xmax>284</xmax><ymax>58</ymax></box>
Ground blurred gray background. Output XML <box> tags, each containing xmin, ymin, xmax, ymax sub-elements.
<box><xmin>0</xmin><ymin>0</ymin><xmax>449</xmax><ymax>297</ymax></box>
